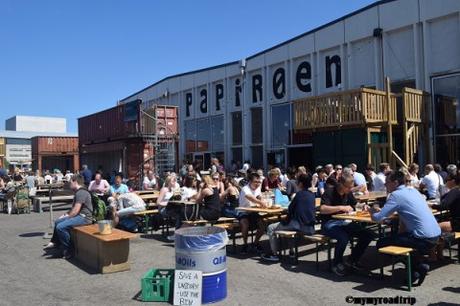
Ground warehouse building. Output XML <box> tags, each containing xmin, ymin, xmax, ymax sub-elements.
<box><xmin>6</xmin><ymin>115</ymin><xmax>67</xmax><ymax>134</ymax></box>
<box><xmin>1</xmin><ymin>116</ymin><xmax>76</xmax><ymax>170</ymax></box>
<box><xmin>120</xmin><ymin>0</ymin><xmax>460</xmax><ymax>170</ymax></box>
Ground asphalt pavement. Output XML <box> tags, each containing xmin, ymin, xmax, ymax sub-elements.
<box><xmin>0</xmin><ymin>211</ymin><xmax>459</xmax><ymax>306</ymax></box>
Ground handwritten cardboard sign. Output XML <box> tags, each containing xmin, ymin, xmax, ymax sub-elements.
<box><xmin>173</xmin><ymin>270</ymin><xmax>202</xmax><ymax>306</ymax></box>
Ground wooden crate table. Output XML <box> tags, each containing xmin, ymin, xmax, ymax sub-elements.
<box><xmin>73</xmin><ymin>224</ymin><xmax>137</xmax><ymax>274</ymax></box>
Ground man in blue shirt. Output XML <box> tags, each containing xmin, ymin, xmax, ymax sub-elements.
<box><xmin>371</xmin><ymin>170</ymin><xmax>441</xmax><ymax>286</ymax></box>
<box><xmin>110</xmin><ymin>173</ymin><xmax>129</xmax><ymax>196</ymax></box>
<box><xmin>81</xmin><ymin>165</ymin><xmax>92</xmax><ymax>186</ymax></box>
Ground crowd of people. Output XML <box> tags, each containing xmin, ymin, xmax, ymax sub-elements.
<box><xmin>2</xmin><ymin>157</ymin><xmax>459</xmax><ymax>286</ymax></box>
<box><xmin>169</xmin><ymin>158</ymin><xmax>460</xmax><ymax>286</ymax></box>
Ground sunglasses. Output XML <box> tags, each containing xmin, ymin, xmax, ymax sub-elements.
<box><xmin>212</xmin><ymin>177</ymin><xmax>220</xmax><ymax>180</ymax></box>
<box><xmin>336</xmin><ymin>168</ymin><xmax>342</xmax><ymax>170</ymax></box>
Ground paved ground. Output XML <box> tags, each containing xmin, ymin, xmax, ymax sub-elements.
<box><xmin>1</xmin><ymin>211</ymin><xmax>460</xmax><ymax>306</ymax></box>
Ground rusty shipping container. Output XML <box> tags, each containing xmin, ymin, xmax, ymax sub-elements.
<box><xmin>79</xmin><ymin>100</ymin><xmax>179</xmax><ymax>146</ymax></box>
<box><xmin>79</xmin><ymin>102</ymin><xmax>179</xmax><ymax>188</ymax></box>
<box><xmin>31</xmin><ymin>136</ymin><xmax>79</xmax><ymax>172</ymax></box>
<box><xmin>78</xmin><ymin>100</ymin><xmax>142</xmax><ymax>145</ymax></box>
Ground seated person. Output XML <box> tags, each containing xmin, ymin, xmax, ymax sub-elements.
<box><xmin>262</xmin><ymin>174</ymin><xmax>316</xmax><ymax>262</ymax></box>
<box><xmin>371</xmin><ymin>170</ymin><xmax>441</xmax><ymax>286</ymax></box>
<box><xmin>346</xmin><ymin>164</ymin><xmax>368</xmax><ymax>194</ymax></box>
<box><xmin>431</xmin><ymin>172</ymin><xmax>460</xmax><ymax>247</ymax></box>
<box><xmin>157</xmin><ymin>173</ymin><xmax>181</xmax><ymax>239</ymax></box>
<box><xmin>221</xmin><ymin>177</ymin><xmax>240</xmax><ymax>218</ymax></box>
<box><xmin>88</xmin><ymin>171</ymin><xmax>110</xmax><ymax>197</ymax></box>
<box><xmin>180</xmin><ymin>175</ymin><xmax>198</xmax><ymax>201</ymax></box>
<box><xmin>373</xmin><ymin>163</ymin><xmax>390</xmax><ymax>192</ymax></box>
<box><xmin>156</xmin><ymin>173</ymin><xmax>180</xmax><ymax>208</ymax></box>
<box><xmin>143</xmin><ymin>170</ymin><xmax>159</xmax><ymax>191</ymax></box>
<box><xmin>0</xmin><ymin>175</ymin><xmax>16</xmax><ymax>214</ymax></box>
<box><xmin>109</xmin><ymin>173</ymin><xmax>129</xmax><ymax>197</ymax></box>
<box><xmin>315</xmin><ymin>167</ymin><xmax>327</xmax><ymax>197</ymax></box>
<box><xmin>43</xmin><ymin>175</ymin><xmax>93</xmax><ymax>258</ymax></box>
<box><xmin>420</xmin><ymin>164</ymin><xmax>444</xmax><ymax>200</ymax></box>
<box><xmin>320</xmin><ymin>175</ymin><xmax>374</xmax><ymax>276</ymax></box>
<box><xmin>261</xmin><ymin>169</ymin><xmax>281</xmax><ymax>192</ymax></box>
<box><xmin>195</xmin><ymin>175</ymin><xmax>222</xmax><ymax>223</ymax></box>
<box><xmin>284</xmin><ymin>167</ymin><xmax>299</xmax><ymax>199</ymax></box>
<box><xmin>238</xmin><ymin>172</ymin><xmax>268</xmax><ymax>254</ymax></box>
<box><xmin>109</xmin><ymin>192</ymin><xmax>146</xmax><ymax>232</ymax></box>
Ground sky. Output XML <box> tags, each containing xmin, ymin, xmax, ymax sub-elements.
<box><xmin>0</xmin><ymin>0</ymin><xmax>376</xmax><ymax>133</ymax></box>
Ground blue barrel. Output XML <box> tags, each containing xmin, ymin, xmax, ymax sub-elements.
<box><xmin>175</xmin><ymin>226</ymin><xmax>228</xmax><ymax>304</ymax></box>
<box><xmin>202</xmin><ymin>270</ymin><xmax>227</xmax><ymax>304</ymax></box>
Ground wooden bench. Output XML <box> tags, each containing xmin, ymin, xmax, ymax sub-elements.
<box><xmin>378</xmin><ymin>246</ymin><xmax>414</xmax><ymax>291</ymax></box>
<box><xmin>274</xmin><ymin>231</ymin><xmax>331</xmax><ymax>269</ymax></box>
<box><xmin>214</xmin><ymin>222</ymin><xmax>240</xmax><ymax>253</ymax></box>
<box><xmin>72</xmin><ymin>224</ymin><xmax>137</xmax><ymax>274</ymax></box>
<box><xmin>134</xmin><ymin>209</ymin><xmax>159</xmax><ymax>234</ymax></box>
<box><xmin>446</xmin><ymin>232</ymin><xmax>460</xmax><ymax>262</ymax></box>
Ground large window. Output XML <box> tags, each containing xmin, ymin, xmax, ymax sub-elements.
<box><xmin>211</xmin><ymin>116</ymin><xmax>224</xmax><ymax>152</ymax></box>
<box><xmin>184</xmin><ymin>120</ymin><xmax>196</xmax><ymax>153</ymax></box>
<box><xmin>186</xmin><ymin>116</ymin><xmax>225</xmax><ymax>158</ymax></box>
<box><xmin>196</xmin><ymin>118</ymin><xmax>211</xmax><ymax>152</ymax></box>
<box><xmin>433</xmin><ymin>74</ymin><xmax>460</xmax><ymax>165</ymax></box>
<box><xmin>251</xmin><ymin>107</ymin><xmax>263</xmax><ymax>144</ymax></box>
<box><xmin>251</xmin><ymin>146</ymin><xmax>263</xmax><ymax>169</ymax></box>
<box><xmin>232</xmin><ymin>112</ymin><xmax>242</xmax><ymax>145</ymax></box>
<box><xmin>271</xmin><ymin>104</ymin><xmax>291</xmax><ymax>147</ymax></box>
<box><xmin>232</xmin><ymin>147</ymin><xmax>242</xmax><ymax>164</ymax></box>
<box><xmin>231</xmin><ymin>111</ymin><xmax>243</xmax><ymax>164</ymax></box>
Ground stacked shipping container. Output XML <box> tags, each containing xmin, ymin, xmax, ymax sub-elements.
<box><xmin>78</xmin><ymin>100</ymin><xmax>178</xmax><ymax>187</ymax></box>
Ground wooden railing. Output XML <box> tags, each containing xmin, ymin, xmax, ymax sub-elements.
<box><xmin>294</xmin><ymin>88</ymin><xmax>397</xmax><ymax>130</ymax></box>
<box><xmin>401</xmin><ymin>87</ymin><xmax>427</xmax><ymax>165</ymax></box>
<box><xmin>402</xmin><ymin>87</ymin><xmax>424</xmax><ymax>123</ymax></box>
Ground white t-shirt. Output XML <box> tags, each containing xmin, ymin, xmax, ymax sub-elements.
<box><xmin>143</xmin><ymin>176</ymin><xmax>157</xmax><ymax>190</ymax></box>
<box><xmin>44</xmin><ymin>175</ymin><xmax>52</xmax><ymax>184</ymax></box>
<box><xmin>421</xmin><ymin>171</ymin><xmax>444</xmax><ymax>199</ymax></box>
<box><xmin>373</xmin><ymin>172</ymin><xmax>386</xmax><ymax>192</ymax></box>
<box><xmin>181</xmin><ymin>187</ymin><xmax>197</xmax><ymax>200</ymax></box>
<box><xmin>238</xmin><ymin>184</ymin><xmax>261</xmax><ymax>208</ymax></box>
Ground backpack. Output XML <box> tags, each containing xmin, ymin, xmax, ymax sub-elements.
<box><xmin>90</xmin><ymin>192</ymin><xmax>107</xmax><ymax>222</ymax></box>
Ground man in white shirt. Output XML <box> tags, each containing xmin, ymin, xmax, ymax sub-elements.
<box><xmin>238</xmin><ymin>172</ymin><xmax>267</xmax><ymax>253</ymax></box>
<box><xmin>143</xmin><ymin>170</ymin><xmax>158</xmax><ymax>190</ymax></box>
<box><xmin>420</xmin><ymin>164</ymin><xmax>444</xmax><ymax>200</ymax></box>
<box><xmin>373</xmin><ymin>163</ymin><xmax>390</xmax><ymax>192</ymax></box>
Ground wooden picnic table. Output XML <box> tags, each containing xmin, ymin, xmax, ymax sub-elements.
<box><xmin>135</xmin><ymin>190</ymin><xmax>160</xmax><ymax>196</ymax></box>
<box><xmin>354</xmin><ymin>191</ymin><xmax>387</xmax><ymax>202</ymax></box>
<box><xmin>138</xmin><ymin>193</ymin><xmax>158</xmax><ymax>203</ymax></box>
<box><xmin>235</xmin><ymin>206</ymin><xmax>285</xmax><ymax>214</ymax></box>
<box><xmin>332</xmin><ymin>211</ymin><xmax>378</xmax><ymax>223</ymax></box>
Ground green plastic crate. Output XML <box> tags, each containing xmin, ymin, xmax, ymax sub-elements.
<box><xmin>141</xmin><ymin>269</ymin><xmax>174</xmax><ymax>302</ymax></box>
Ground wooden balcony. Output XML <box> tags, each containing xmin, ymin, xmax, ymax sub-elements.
<box><xmin>294</xmin><ymin>88</ymin><xmax>397</xmax><ymax>131</ymax></box>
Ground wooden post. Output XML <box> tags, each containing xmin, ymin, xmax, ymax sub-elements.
<box><xmin>385</xmin><ymin>77</ymin><xmax>394</xmax><ymax>168</ymax></box>
<box><xmin>402</xmin><ymin>88</ymin><xmax>409</xmax><ymax>166</ymax></box>
<box><xmin>73</xmin><ymin>154</ymin><xmax>80</xmax><ymax>173</ymax></box>
<box><xmin>38</xmin><ymin>155</ymin><xmax>43</xmax><ymax>173</ymax></box>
